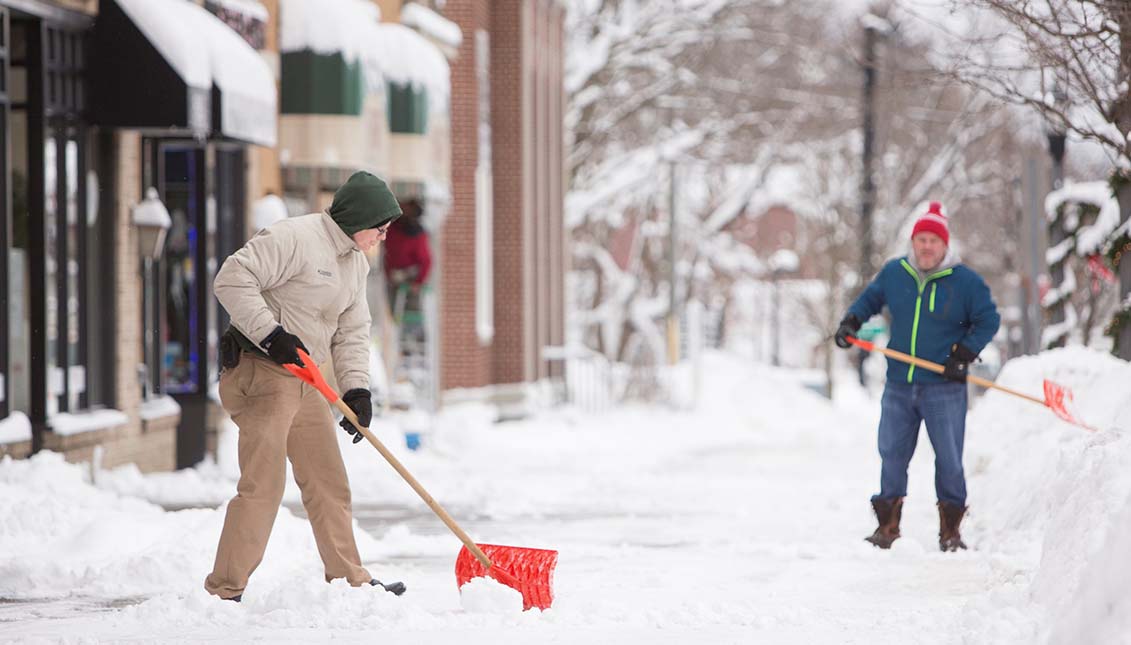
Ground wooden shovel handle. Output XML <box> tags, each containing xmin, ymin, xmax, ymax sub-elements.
<box><xmin>860</xmin><ymin>341</ymin><xmax>1047</xmax><ymax>407</ymax></box>
<box><xmin>332</xmin><ymin>398</ymin><xmax>495</xmax><ymax>570</ymax></box>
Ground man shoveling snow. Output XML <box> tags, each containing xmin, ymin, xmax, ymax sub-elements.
<box><xmin>834</xmin><ymin>201</ymin><xmax>1001</xmax><ymax>552</ymax></box>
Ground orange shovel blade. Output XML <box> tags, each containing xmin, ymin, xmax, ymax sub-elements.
<box><xmin>455</xmin><ymin>543</ymin><xmax>558</xmax><ymax>610</ymax></box>
<box><xmin>282</xmin><ymin>348</ymin><xmax>340</xmax><ymax>403</ymax></box>
<box><xmin>1042</xmin><ymin>380</ymin><xmax>1095</xmax><ymax>431</ymax></box>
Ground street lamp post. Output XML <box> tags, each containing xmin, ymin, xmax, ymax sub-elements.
<box><xmin>133</xmin><ymin>187</ymin><xmax>172</xmax><ymax>400</ymax></box>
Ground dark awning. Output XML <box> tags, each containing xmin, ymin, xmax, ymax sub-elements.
<box><xmin>91</xmin><ymin>0</ymin><xmax>276</xmax><ymax>147</ymax></box>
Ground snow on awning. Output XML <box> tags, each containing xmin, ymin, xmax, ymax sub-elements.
<box><xmin>369</xmin><ymin>23</ymin><xmax>450</xmax><ymax>111</ymax></box>
<box><xmin>280</xmin><ymin>0</ymin><xmax>448</xmax><ymax>109</ymax></box>
<box><xmin>279</xmin><ymin>0</ymin><xmax>380</xmax><ymax>62</ymax></box>
<box><xmin>399</xmin><ymin>3</ymin><xmax>463</xmax><ymax>50</ymax></box>
<box><xmin>92</xmin><ymin>0</ymin><xmax>277</xmax><ymax>147</ymax></box>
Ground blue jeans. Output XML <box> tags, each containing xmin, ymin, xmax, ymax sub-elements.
<box><xmin>873</xmin><ymin>381</ymin><xmax>968</xmax><ymax>507</ymax></box>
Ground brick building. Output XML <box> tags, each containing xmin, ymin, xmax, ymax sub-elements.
<box><xmin>438</xmin><ymin>0</ymin><xmax>566</xmax><ymax>416</ymax></box>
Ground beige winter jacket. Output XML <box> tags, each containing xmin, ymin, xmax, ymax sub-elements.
<box><xmin>214</xmin><ymin>212</ymin><xmax>372</xmax><ymax>392</ymax></box>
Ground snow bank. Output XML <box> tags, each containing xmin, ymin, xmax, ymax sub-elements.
<box><xmin>964</xmin><ymin>346</ymin><xmax>1131</xmax><ymax>643</ymax></box>
<box><xmin>0</xmin><ymin>451</ymin><xmax>384</xmax><ymax>602</ymax></box>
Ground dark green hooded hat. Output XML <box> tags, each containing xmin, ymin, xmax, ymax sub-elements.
<box><xmin>328</xmin><ymin>171</ymin><xmax>402</xmax><ymax>235</ymax></box>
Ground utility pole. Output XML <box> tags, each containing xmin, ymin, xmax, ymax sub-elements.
<box><xmin>859</xmin><ymin>21</ymin><xmax>878</xmax><ymax>288</ymax></box>
<box><xmin>667</xmin><ymin>159</ymin><xmax>680</xmax><ymax>365</ymax></box>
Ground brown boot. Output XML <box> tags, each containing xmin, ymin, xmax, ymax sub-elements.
<box><xmin>865</xmin><ymin>497</ymin><xmax>903</xmax><ymax>549</ymax></box>
<box><xmin>938</xmin><ymin>501</ymin><xmax>968</xmax><ymax>552</ymax></box>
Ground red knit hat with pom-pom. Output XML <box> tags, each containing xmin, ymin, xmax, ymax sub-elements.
<box><xmin>911</xmin><ymin>201</ymin><xmax>949</xmax><ymax>245</ymax></box>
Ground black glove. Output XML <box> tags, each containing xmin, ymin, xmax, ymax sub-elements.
<box><xmin>942</xmin><ymin>343</ymin><xmax>978</xmax><ymax>382</ymax></box>
<box><xmin>339</xmin><ymin>388</ymin><xmax>372</xmax><ymax>444</ymax></box>
<box><xmin>260</xmin><ymin>326</ymin><xmax>308</xmax><ymax>367</ymax></box>
<box><xmin>834</xmin><ymin>314</ymin><xmax>862</xmax><ymax>349</ymax></box>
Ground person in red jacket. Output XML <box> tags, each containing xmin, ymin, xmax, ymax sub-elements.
<box><xmin>382</xmin><ymin>198</ymin><xmax>432</xmax><ymax>322</ymax></box>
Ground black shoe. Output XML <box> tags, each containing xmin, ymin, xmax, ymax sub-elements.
<box><xmin>370</xmin><ymin>578</ymin><xmax>406</xmax><ymax>595</ymax></box>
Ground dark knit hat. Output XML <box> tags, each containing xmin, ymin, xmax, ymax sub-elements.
<box><xmin>328</xmin><ymin>171</ymin><xmax>402</xmax><ymax>236</ymax></box>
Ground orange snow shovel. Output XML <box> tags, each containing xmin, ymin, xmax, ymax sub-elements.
<box><xmin>847</xmin><ymin>337</ymin><xmax>1096</xmax><ymax>432</ymax></box>
<box><xmin>283</xmin><ymin>349</ymin><xmax>558</xmax><ymax>610</ymax></box>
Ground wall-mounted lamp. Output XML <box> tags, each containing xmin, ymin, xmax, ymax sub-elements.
<box><xmin>133</xmin><ymin>187</ymin><xmax>171</xmax><ymax>260</ymax></box>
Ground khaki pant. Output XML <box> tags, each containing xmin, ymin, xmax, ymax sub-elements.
<box><xmin>204</xmin><ymin>354</ymin><xmax>371</xmax><ymax>599</ymax></box>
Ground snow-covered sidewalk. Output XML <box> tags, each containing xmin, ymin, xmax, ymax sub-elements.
<box><xmin>1</xmin><ymin>349</ymin><xmax>1129</xmax><ymax>644</ymax></box>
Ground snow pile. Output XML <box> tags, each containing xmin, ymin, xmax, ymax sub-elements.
<box><xmin>964</xmin><ymin>346</ymin><xmax>1131</xmax><ymax>643</ymax></box>
<box><xmin>458</xmin><ymin>577</ymin><xmax>524</xmax><ymax>614</ymax></box>
<box><xmin>0</xmin><ymin>411</ymin><xmax>31</xmax><ymax>444</ymax></box>
<box><xmin>0</xmin><ymin>451</ymin><xmax>385</xmax><ymax>602</ymax></box>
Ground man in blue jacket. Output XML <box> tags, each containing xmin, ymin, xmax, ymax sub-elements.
<box><xmin>835</xmin><ymin>202</ymin><xmax>1000</xmax><ymax>551</ymax></box>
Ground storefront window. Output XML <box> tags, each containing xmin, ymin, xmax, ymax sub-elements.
<box><xmin>161</xmin><ymin>147</ymin><xmax>200</xmax><ymax>394</ymax></box>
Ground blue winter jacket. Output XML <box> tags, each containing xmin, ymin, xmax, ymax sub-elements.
<box><xmin>847</xmin><ymin>256</ymin><xmax>1001</xmax><ymax>384</ymax></box>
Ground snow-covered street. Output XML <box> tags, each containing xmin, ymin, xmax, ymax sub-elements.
<box><xmin>2</xmin><ymin>350</ymin><xmax>1130</xmax><ymax>644</ymax></box>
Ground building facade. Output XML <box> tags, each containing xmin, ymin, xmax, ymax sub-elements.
<box><xmin>0</xmin><ymin>0</ymin><xmax>568</xmax><ymax>471</ymax></box>
<box><xmin>440</xmin><ymin>0</ymin><xmax>566</xmax><ymax>416</ymax></box>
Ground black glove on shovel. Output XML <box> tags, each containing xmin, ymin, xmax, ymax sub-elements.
<box><xmin>834</xmin><ymin>314</ymin><xmax>862</xmax><ymax>349</ymax></box>
<box><xmin>260</xmin><ymin>326</ymin><xmax>309</xmax><ymax>367</ymax></box>
<box><xmin>339</xmin><ymin>388</ymin><xmax>372</xmax><ymax>444</ymax></box>
<box><xmin>943</xmin><ymin>343</ymin><xmax>978</xmax><ymax>382</ymax></box>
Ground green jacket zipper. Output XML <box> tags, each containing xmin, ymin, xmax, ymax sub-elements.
<box><xmin>899</xmin><ymin>260</ymin><xmax>954</xmax><ymax>382</ymax></box>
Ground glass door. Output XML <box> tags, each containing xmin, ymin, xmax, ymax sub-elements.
<box><xmin>159</xmin><ymin>145</ymin><xmax>204</xmax><ymax>395</ymax></box>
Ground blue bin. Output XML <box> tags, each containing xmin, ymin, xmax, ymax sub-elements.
<box><xmin>404</xmin><ymin>432</ymin><xmax>421</xmax><ymax>451</ymax></box>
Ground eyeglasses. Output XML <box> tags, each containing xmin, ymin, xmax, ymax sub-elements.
<box><xmin>375</xmin><ymin>222</ymin><xmax>392</xmax><ymax>235</ymax></box>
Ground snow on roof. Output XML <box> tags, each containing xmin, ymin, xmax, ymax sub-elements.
<box><xmin>116</xmin><ymin>0</ymin><xmax>277</xmax><ymax>146</ymax></box>
<box><xmin>279</xmin><ymin>0</ymin><xmax>380</xmax><ymax>62</ymax></box>
<box><xmin>209</xmin><ymin>0</ymin><xmax>269</xmax><ymax>22</ymax></box>
<box><xmin>1044</xmin><ymin>181</ymin><xmax>1120</xmax><ymax>256</ymax></box>
<box><xmin>400</xmin><ymin>3</ymin><xmax>463</xmax><ymax>49</ymax></box>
